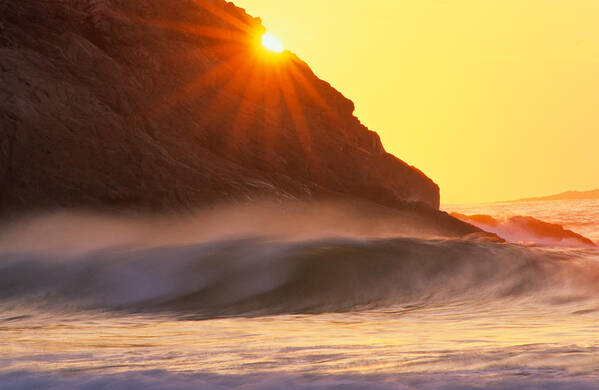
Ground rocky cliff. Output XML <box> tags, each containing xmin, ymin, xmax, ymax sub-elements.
<box><xmin>0</xmin><ymin>0</ymin><xmax>476</xmax><ymax>235</ymax></box>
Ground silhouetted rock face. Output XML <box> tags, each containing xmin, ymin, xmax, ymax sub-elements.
<box><xmin>0</xmin><ymin>0</ymin><xmax>441</xmax><ymax>215</ymax></box>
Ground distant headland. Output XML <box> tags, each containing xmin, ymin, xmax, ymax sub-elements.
<box><xmin>509</xmin><ymin>189</ymin><xmax>599</xmax><ymax>203</ymax></box>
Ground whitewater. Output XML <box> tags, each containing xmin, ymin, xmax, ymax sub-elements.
<box><xmin>1</xmin><ymin>199</ymin><xmax>598</xmax><ymax>389</ymax></box>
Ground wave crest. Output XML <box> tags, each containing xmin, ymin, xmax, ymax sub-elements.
<box><xmin>451</xmin><ymin>212</ymin><xmax>596</xmax><ymax>248</ymax></box>
<box><xmin>1</xmin><ymin>235</ymin><xmax>598</xmax><ymax>317</ymax></box>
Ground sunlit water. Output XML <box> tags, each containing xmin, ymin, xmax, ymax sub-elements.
<box><xmin>1</xmin><ymin>200</ymin><xmax>599</xmax><ymax>389</ymax></box>
<box><xmin>448</xmin><ymin>199</ymin><xmax>599</xmax><ymax>243</ymax></box>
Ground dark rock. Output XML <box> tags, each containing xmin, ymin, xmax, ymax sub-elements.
<box><xmin>452</xmin><ymin>212</ymin><xmax>595</xmax><ymax>247</ymax></box>
<box><xmin>0</xmin><ymin>0</ymin><xmax>479</xmax><ymax>237</ymax></box>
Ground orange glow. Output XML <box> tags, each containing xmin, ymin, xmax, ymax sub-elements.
<box><xmin>127</xmin><ymin>4</ymin><xmax>328</xmax><ymax>178</ymax></box>
<box><xmin>233</xmin><ymin>0</ymin><xmax>599</xmax><ymax>204</ymax></box>
<box><xmin>262</xmin><ymin>33</ymin><xmax>284</xmax><ymax>52</ymax></box>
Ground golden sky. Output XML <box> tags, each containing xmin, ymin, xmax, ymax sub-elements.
<box><xmin>234</xmin><ymin>0</ymin><xmax>599</xmax><ymax>204</ymax></box>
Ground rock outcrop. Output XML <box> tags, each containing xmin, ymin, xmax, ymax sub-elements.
<box><xmin>0</xmin><ymin>0</ymin><xmax>476</xmax><ymax>236</ymax></box>
<box><xmin>452</xmin><ymin>213</ymin><xmax>596</xmax><ymax>247</ymax></box>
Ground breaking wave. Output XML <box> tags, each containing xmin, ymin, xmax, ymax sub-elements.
<box><xmin>451</xmin><ymin>212</ymin><xmax>596</xmax><ymax>248</ymax></box>
<box><xmin>1</xmin><ymin>210</ymin><xmax>598</xmax><ymax>317</ymax></box>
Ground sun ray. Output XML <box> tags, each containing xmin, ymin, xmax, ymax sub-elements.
<box><xmin>129</xmin><ymin>17</ymin><xmax>249</xmax><ymax>44</ymax></box>
<box><xmin>146</xmin><ymin>52</ymin><xmax>246</xmax><ymax>117</ymax></box>
<box><xmin>198</xmin><ymin>59</ymin><xmax>257</xmax><ymax>131</ymax></box>
<box><xmin>276</xmin><ymin>67</ymin><xmax>322</xmax><ymax>179</ymax></box>
<box><xmin>126</xmin><ymin>0</ymin><xmax>325</xmax><ymax>183</ymax></box>
<box><xmin>287</xmin><ymin>62</ymin><xmax>342</xmax><ymax>125</ymax></box>
<box><xmin>227</xmin><ymin>57</ymin><xmax>263</xmax><ymax>154</ymax></box>
<box><xmin>193</xmin><ymin>0</ymin><xmax>254</xmax><ymax>33</ymax></box>
<box><xmin>260</xmin><ymin>62</ymin><xmax>284</xmax><ymax>166</ymax></box>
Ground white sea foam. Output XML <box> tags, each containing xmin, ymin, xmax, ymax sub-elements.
<box><xmin>1</xmin><ymin>200</ymin><xmax>598</xmax><ymax>390</ymax></box>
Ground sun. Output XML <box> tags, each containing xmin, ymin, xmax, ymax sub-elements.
<box><xmin>261</xmin><ymin>33</ymin><xmax>284</xmax><ymax>53</ymax></box>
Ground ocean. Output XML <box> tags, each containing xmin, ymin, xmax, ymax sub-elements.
<box><xmin>1</xmin><ymin>199</ymin><xmax>598</xmax><ymax>389</ymax></box>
